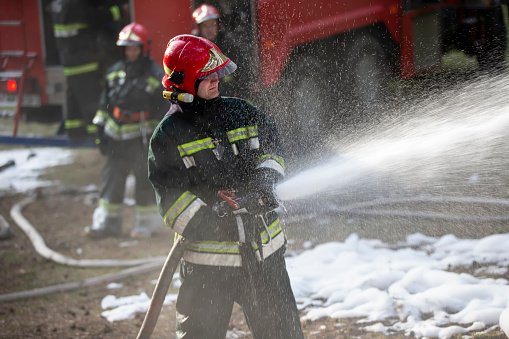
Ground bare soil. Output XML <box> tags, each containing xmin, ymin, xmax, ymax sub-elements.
<box><xmin>1</xmin><ymin>146</ymin><xmax>508</xmax><ymax>339</ymax></box>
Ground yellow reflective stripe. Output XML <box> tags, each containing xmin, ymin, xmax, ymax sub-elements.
<box><xmin>95</xmin><ymin>109</ymin><xmax>109</xmax><ymax>121</ymax></box>
<box><xmin>65</xmin><ymin>119</ymin><xmax>85</xmax><ymax>129</ymax></box>
<box><xmin>53</xmin><ymin>23</ymin><xmax>88</xmax><ymax>32</ymax></box>
<box><xmin>259</xmin><ymin>154</ymin><xmax>285</xmax><ymax>171</ymax></box>
<box><xmin>187</xmin><ymin>240</ymin><xmax>240</xmax><ymax>254</ymax></box>
<box><xmin>105</xmin><ymin>117</ymin><xmax>157</xmax><ymax>133</ymax></box>
<box><xmin>109</xmin><ymin>5</ymin><xmax>121</xmax><ymax>21</ymax></box>
<box><xmin>135</xmin><ymin>205</ymin><xmax>159</xmax><ymax>214</ymax></box>
<box><xmin>164</xmin><ymin>191</ymin><xmax>196</xmax><ymax>227</ymax></box>
<box><xmin>86</xmin><ymin>124</ymin><xmax>97</xmax><ymax>134</ymax></box>
<box><xmin>63</xmin><ymin>62</ymin><xmax>99</xmax><ymax>76</ymax></box>
<box><xmin>53</xmin><ymin>23</ymin><xmax>88</xmax><ymax>37</ymax></box>
<box><xmin>107</xmin><ymin>70</ymin><xmax>126</xmax><ymax>82</ymax></box>
<box><xmin>99</xmin><ymin>198</ymin><xmax>123</xmax><ymax>212</ymax></box>
<box><xmin>146</xmin><ymin>76</ymin><xmax>160</xmax><ymax>89</ymax></box>
<box><xmin>178</xmin><ymin>138</ymin><xmax>214</xmax><ymax>156</ymax></box>
<box><xmin>226</xmin><ymin>125</ymin><xmax>258</xmax><ymax>143</ymax></box>
<box><xmin>252</xmin><ymin>218</ymin><xmax>282</xmax><ymax>249</ymax></box>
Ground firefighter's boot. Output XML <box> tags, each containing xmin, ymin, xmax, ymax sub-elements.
<box><xmin>130</xmin><ymin>205</ymin><xmax>162</xmax><ymax>238</ymax></box>
<box><xmin>84</xmin><ymin>201</ymin><xmax>123</xmax><ymax>238</ymax></box>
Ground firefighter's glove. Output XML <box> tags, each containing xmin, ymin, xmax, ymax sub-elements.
<box><xmin>238</xmin><ymin>191</ymin><xmax>279</xmax><ymax>215</ymax></box>
<box><xmin>214</xmin><ymin>192</ymin><xmax>278</xmax><ymax>217</ymax></box>
<box><xmin>250</xmin><ymin>168</ymin><xmax>282</xmax><ymax>213</ymax></box>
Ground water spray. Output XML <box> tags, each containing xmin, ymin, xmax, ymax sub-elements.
<box><xmin>276</xmin><ymin>73</ymin><xmax>509</xmax><ymax>203</ymax></box>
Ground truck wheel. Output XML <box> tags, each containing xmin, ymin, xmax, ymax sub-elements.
<box><xmin>282</xmin><ymin>55</ymin><xmax>332</xmax><ymax>152</ymax></box>
<box><xmin>342</xmin><ymin>34</ymin><xmax>390</xmax><ymax>105</ymax></box>
<box><xmin>476</xmin><ymin>6</ymin><xmax>507</xmax><ymax>70</ymax></box>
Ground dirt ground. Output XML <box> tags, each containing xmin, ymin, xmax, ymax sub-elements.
<box><xmin>2</xmin><ymin>64</ymin><xmax>509</xmax><ymax>339</ymax></box>
<box><xmin>0</xmin><ymin>150</ymin><xmax>421</xmax><ymax>339</ymax></box>
<box><xmin>1</xmin><ymin>146</ymin><xmax>508</xmax><ymax>339</ymax></box>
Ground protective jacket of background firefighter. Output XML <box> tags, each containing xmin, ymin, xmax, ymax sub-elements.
<box><xmin>85</xmin><ymin>22</ymin><xmax>169</xmax><ymax>239</ymax></box>
<box><xmin>50</xmin><ymin>0</ymin><xmax>127</xmax><ymax>142</ymax></box>
<box><xmin>148</xmin><ymin>34</ymin><xmax>304</xmax><ymax>338</ymax></box>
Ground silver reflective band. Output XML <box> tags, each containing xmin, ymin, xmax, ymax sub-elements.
<box><xmin>173</xmin><ymin>198</ymin><xmax>207</xmax><ymax>235</ymax></box>
<box><xmin>248</xmin><ymin>137</ymin><xmax>259</xmax><ymax>150</ymax></box>
<box><xmin>236</xmin><ymin>215</ymin><xmax>246</xmax><ymax>243</ymax></box>
<box><xmin>256</xmin><ymin>158</ymin><xmax>285</xmax><ymax>176</ymax></box>
<box><xmin>182</xmin><ymin>156</ymin><xmax>196</xmax><ymax>168</ymax></box>
<box><xmin>231</xmin><ymin>143</ymin><xmax>239</xmax><ymax>155</ymax></box>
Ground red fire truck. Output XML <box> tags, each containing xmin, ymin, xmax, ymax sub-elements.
<box><xmin>1</xmin><ymin>0</ymin><xmax>506</xmax><ymax>145</ymax></box>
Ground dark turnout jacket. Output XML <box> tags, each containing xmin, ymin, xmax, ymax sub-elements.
<box><xmin>148</xmin><ymin>97</ymin><xmax>287</xmax><ymax>267</ymax></box>
<box><xmin>93</xmin><ymin>58</ymin><xmax>169</xmax><ymax>141</ymax></box>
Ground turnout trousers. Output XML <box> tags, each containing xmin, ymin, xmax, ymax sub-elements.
<box><xmin>175</xmin><ymin>248</ymin><xmax>304</xmax><ymax>339</ymax></box>
<box><xmin>92</xmin><ymin>137</ymin><xmax>161</xmax><ymax>236</ymax></box>
<box><xmin>99</xmin><ymin>138</ymin><xmax>154</xmax><ymax>206</ymax></box>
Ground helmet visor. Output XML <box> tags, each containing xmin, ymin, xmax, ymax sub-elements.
<box><xmin>199</xmin><ymin>60</ymin><xmax>237</xmax><ymax>80</ymax></box>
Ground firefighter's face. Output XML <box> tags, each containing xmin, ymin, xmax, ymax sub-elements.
<box><xmin>197</xmin><ymin>72</ymin><xmax>220</xmax><ymax>100</ymax></box>
<box><xmin>199</xmin><ymin>19</ymin><xmax>219</xmax><ymax>42</ymax></box>
<box><xmin>125</xmin><ymin>45</ymin><xmax>142</xmax><ymax>62</ymax></box>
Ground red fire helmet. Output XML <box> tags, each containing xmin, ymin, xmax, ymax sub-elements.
<box><xmin>191</xmin><ymin>4</ymin><xmax>221</xmax><ymax>35</ymax></box>
<box><xmin>117</xmin><ymin>22</ymin><xmax>151</xmax><ymax>56</ymax></box>
<box><xmin>162</xmin><ymin>34</ymin><xmax>236</xmax><ymax>96</ymax></box>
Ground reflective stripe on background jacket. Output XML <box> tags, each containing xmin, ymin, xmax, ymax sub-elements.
<box><xmin>93</xmin><ymin>58</ymin><xmax>169</xmax><ymax>141</ymax></box>
<box><xmin>51</xmin><ymin>0</ymin><xmax>124</xmax><ymax>73</ymax></box>
<box><xmin>148</xmin><ymin>97</ymin><xmax>286</xmax><ymax>267</ymax></box>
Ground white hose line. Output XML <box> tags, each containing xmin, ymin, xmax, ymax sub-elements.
<box><xmin>0</xmin><ymin>259</ymin><xmax>164</xmax><ymax>303</ymax></box>
<box><xmin>335</xmin><ymin>196</ymin><xmax>509</xmax><ymax>221</ymax></box>
<box><xmin>0</xmin><ymin>194</ymin><xmax>168</xmax><ymax>303</ymax></box>
<box><xmin>10</xmin><ymin>195</ymin><xmax>166</xmax><ymax>267</ymax></box>
<box><xmin>284</xmin><ymin>196</ymin><xmax>509</xmax><ymax>223</ymax></box>
<box><xmin>5</xmin><ymin>194</ymin><xmax>509</xmax><ymax>303</ymax></box>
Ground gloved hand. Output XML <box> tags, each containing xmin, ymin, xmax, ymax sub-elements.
<box><xmin>250</xmin><ymin>168</ymin><xmax>281</xmax><ymax>213</ymax></box>
<box><xmin>213</xmin><ymin>190</ymin><xmax>279</xmax><ymax>217</ymax></box>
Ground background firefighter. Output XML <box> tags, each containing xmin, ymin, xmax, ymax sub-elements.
<box><xmin>191</xmin><ymin>3</ymin><xmax>252</xmax><ymax>100</ymax></box>
<box><xmin>85</xmin><ymin>22</ymin><xmax>169</xmax><ymax>239</ymax></box>
<box><xmin>148</xmin><ymin>35</ymin><xmax>304</xmax><ymax>338</ymax></box>
<box><xmin>50</xmin><ymin>0</ymin><xmax>129</xmax><ymax>143</ymax></box>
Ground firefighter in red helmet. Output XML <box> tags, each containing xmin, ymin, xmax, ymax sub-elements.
<box><xmin>148</xmin><ymin>34</ymin><xmax>304</xmax><ymax>338</ymax></box>
<box><xmin>84</xmin><ymin>22</ymin><xmax>169</xmax><ymax>239</ymax></box>
<box><xmin>191</xmin><ymin>3</ymin><xmax>252</xmax><ymax>99</ymax></box>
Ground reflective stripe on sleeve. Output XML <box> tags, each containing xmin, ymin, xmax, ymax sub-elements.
<box><xmin>53</xmin><ymin>23</ymin><xmax>88</xmax><ymax>37</ymax></box>
<box><xmin>177</xmin><ymin>138</ymin><xmax>215</xmax><ymax>168</ymax></box>
<box><xmin>256</xmin><ymin>154</ymin><xmax>285</xmax><ymax>176</ymax></box>
<box><xmin>163</xmin><ymin>191</ymin><xmax>206</xmax><ymax>234</ymax></box>
<box><xmin>109</xmin><ymin>5</ymin><xmax>121</xmax><ymax>21</ymax></box>
<box><xmin>63</xmin><ymin>62</ymin><xmax>99</xmax><ymax>76</ymax></box>
<box><xmin>178</xmin><ymin>138</ymin><xmax>214</xmax><ymax>156</ymax></box>
<box><xmin>103</xmin><ymin>117</ymin><xmax>159</xmax><ymax>141</ymax></box>
<box><xmin>226</xmin><ymin>125</ymin><xmax>258</xmax><ymax>143</ymax></box>
<box><xmin>65</xmin><ymin>119</ymin><xmax>85</xmax><ymax>129</ymax></box>
<box><xmin>107</xmin><ymin>70</ymin><xmax>126</xmax><ymax>82</ymax></box>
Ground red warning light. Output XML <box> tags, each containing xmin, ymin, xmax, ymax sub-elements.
<box><xmin>7</xmin><ymin>79</ymin><xmax>17</xmax><ymax>93</ymax></box>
